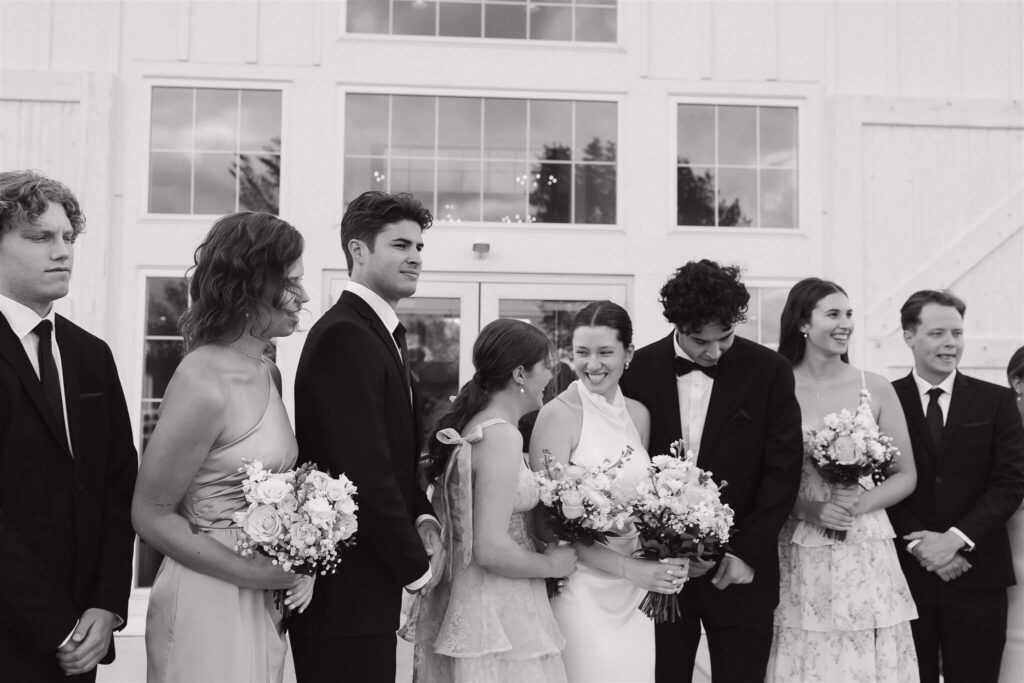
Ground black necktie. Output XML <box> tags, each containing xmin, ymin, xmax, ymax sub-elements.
<box><xmin>675</xmin><ymin>356</ymin><xmax>718</xmax><ymax>379</ymax></box>
<box><xmin>392</xmin><ymin>322</ymin><xmax>413</xmax><ymax>397</ymax></box>
<box><xmin>34</xmin><ymin>321</ymin><xmax>69</xmax><ymax>449</ymax></box>
<box><xmin>926</xmin><ymin>387</ymin><xmax>944</xmax><ymax>452</ymax></box>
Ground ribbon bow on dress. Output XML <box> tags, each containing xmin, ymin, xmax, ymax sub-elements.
<box><xmin>435</xmin><ymin>425</ymin><xmax>485</xmax><ymax>577</ymax></box>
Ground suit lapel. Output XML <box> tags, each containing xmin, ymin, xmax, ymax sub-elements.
<box><xmin>651</xmin><ymin>334</ymin><xmax>682</xmax><ymax>450</ymax></box>
<box><xmin>937</xmin><ymin>372</ymin><xmax>971</xmax><ymax>465</ymax></box>
<box><xmin>696</xmin><ymin>340</ymin><xmax>743</xmax><ymax>465</ymax></box>
<box><xmin>340</xmin><ymin>291</ymin><xmax>413</xmax><ymax>414</ymax></box>
<box><xmin>894</xmin><ymin>373</ymin><xmax>936</xmax><ymax>466</ymax></box>
<box><xmin>0</xmin><ymin>312</ymin><xmax>71</xmax><ymax>454</ymax></box>
<box><xmin>56</xmin><ymin>317</ymin><xmax>81</xmax><ymax>460</ymax></box>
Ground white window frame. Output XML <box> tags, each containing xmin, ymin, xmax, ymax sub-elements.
<box><xmin>140</xmin><ymin>78</ymin><xmax>291</xmax><ymax>224</ymax></box>
<box><xmin>337</xmin><ymin>85</ymin><xmax>625</xmax><ymax>231</ymax></box>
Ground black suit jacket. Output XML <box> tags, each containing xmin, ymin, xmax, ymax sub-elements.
<box><xmin>0</xmin><ymin>312</ymin><xmax>137</xmax><ymax>681</ymax></box>
<box><xmin>290</xmin><ymin>291</ymin><xmax>432</xmax><ymax>639</ymax></box>
<box><xmin>621</xmin><ymin>334</ymin><xmax>803</xmax><ymax>621</ymax></box>
<box><xmin>889</xmin><ymin>371</ymin><xmax>1024</xmax><ymax>592</ymax></box>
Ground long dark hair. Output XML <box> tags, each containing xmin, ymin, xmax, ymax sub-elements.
<box><xmin>572</xmin><ymin>300</ymin><xmax>633</xmax><ymax>347</ymax></box>
<box><xmin>778</xmin><ymin>278</ymin><xmax>850</xmax><ymax>366</ymax></box>
<box><xmin>179</xmin><ymin>212</ymin><xmax>304</xmax><ymax>351</ymax></box>
<box><xmin>424</xmin><ymin>318</ymin><xmax>551</xmax><ymax>484</ymax></box>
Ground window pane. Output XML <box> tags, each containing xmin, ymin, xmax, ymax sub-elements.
<box><xmin>194</xmin><ymin>152</ymin><xmax>237</xmax><ymax>214</ymax></box>
<box><xmin>346</xmin><ymin>94</ymin><xmax>390</xmax><ymax>156</ymax></box>
<box><xmin>576</xmin><ymin>101</ymin><xmax>616</xmax><ymax>161</ymax></box>
<box><xmin>149</xmin><ymin>151</ymin><xmax>192</xmax><ymax>213</ymax></box>
<box><xmin>437</xmin><ymin>158</ymin><xmax>482</xmax><ymax>222</ymax></box>
<box><xmin>348</xmin><ymin>0</ymin><xmax>389</xmax><ymax>33</ymax></box>
<box><xmin>482</xmin><ymin>160</ymin><xmax>527</xmax><ymax>222</ymax></box>
<box><xmin>760</xmin><ymin>168</ymin><xmax>797</xmax><ymax>228</ymax></box>
<box><xmin>396</xmin><ymin>297</ymin><xmax>461</xmax><ymax>445</ymax></box>
<box><xmin>146</xmin><ymin>278</ymin><xmax>188</xmax><ymax>336</ymax></box>
<box><xmin>237</xmin><ymin>153</ymin><xmax>281</xmax><ymax>214</ymax></box>
<box><xmin>677</xmin><ymin>165</ymin><xmax>715</xmax><ymax>226</ymax></box>
<box><xmin>759</xmin><ymin>288</ymin><xmax>788</xmax><ymax>347</ymax></box>
<box><xmin>151</xmin><ymin>87</ymin><xmax>192</xmax><ymax>150</ymax></box>
<box><xmin>528</xmin><ymin>161</ymin><xmax>571</xmax><ymax>223</ymax></box>
<box><xmin>240</xmin><ymin>91</ymin><xmax>281</xmax><ymax>152</ymax></box>
<box><xmin>392</xmin><ymin>95</ymin><xmax>436</xmax><ymax>157</ymax></box>
<box><xmin>575</xmin><ymin>7</ymin><xmax>616</xmax><ymax>42</ymax></box>
<box><xmin>760</xmin><ymin>107</ymin><xmax>797</xmax><ymax>168</ymax></box>
<box><xmin>438</xmin><ymin>97</ymin><xmax>481</xmax><ymax>158</ymax></box>
<box><xmin>485</xmin><ymin>3</ymin><xmax>526</xmax><ymax>38</ymax></box>
<box><xmin>530</xmin><ymin>99</ymin><xmax>572</xmax><ymax>161</ymax></box>
<box><xmin>440</xmin><ymin>2</ymin><xmax>481</xmax><ymax>37</ymax></box>
<box><xmin>717</xmin><ymin>167</ymin><xmax>756</xmax><ymax>227</ymax></box>
<box><xmin>394</xmin><ymin>0</ymin><xmax>437</xmax><ymax>35</ymax></box>
<box><xmin>484</xmin><ymin>98</ymin><xmax>527</xmax><ymax>159</ymax></box>
<box><xmin>195</xmin><ymin>89</ymin><xmax>238</xmax><ymax>152</ymax></box>
<box><xmin>575</xmin><ymin>164</ymin><xmax>615</xmax><ymax>224</ymax></box>
<box><xmin>498</xmin><ymin>298</ymin><xmax>586</xmax><ymax>362</ymax></box>
<box><xmin>530</xmin><ymin>5</ymin><xmax>572</xmax><ymax>40</ymax></box>
<box><xmin>344</xmin><ymin>157</ymin><xmax>389</xmax><ymax>199</ymax></box>
<box><xmin>143</xmin><ymin>340</ymin><xmax>184</xmax><ymax>399</ymax></box>
<box><xmin>677</xmin><ymin>104</ymin><xmax>715</xmax><ymax>166</ymax></box>
<box><xmin>718</xmin><ymin>106</ymin><xmax>757</xmax><ymax>166</ymax></box>
<box><xmin>390</xmin><ymin>157</ymin><xmax>435</xmax><ymax>208</ymax></box>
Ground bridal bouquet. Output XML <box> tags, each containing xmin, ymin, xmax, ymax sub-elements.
<box><xmin>535</xmin><ymin>447</ymin><xmax>632</xmax><ymax>595</ymax></box>
<box><xmin>233</xmin><ymin>460</ymin><xmax>358</xmax><ymax>575</ymax></box>
<box><xmin>804</xmin><ymin>396</ymin><xmax>901</xmax><ymax>541</ymax></box>
<box><xmin>625</xmin><ymin>440</ymin><xmax>734</xmax><ymax>623</ymax></box>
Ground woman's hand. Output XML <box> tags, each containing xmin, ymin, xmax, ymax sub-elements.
<box><xmin>544</xmin><ymin>543</ymin><xmax>578</xmax><ymax>578</ymax></box>
<box><xmin>285</xmin><ymin>575</ymin><xmax>316</xmax><ymax>613</ymax></box>
<box><xmin>803</xmin><ymin>500</ymin><xmax>854</xmax><ymax>532</ymax></box>
<box><xmin>245</xmin><ymin>553</ymin><xmax>303</xmax><ymax>590</ymax></box>
<box><xmin>624</xmin><ymin>557</ymin><xmax>688</xmax><ymax>594</ymax></box>
<box><xmin>830</xmin><ymin>484</ymin><xmax>861</xmax><ymax>513</ymax></box>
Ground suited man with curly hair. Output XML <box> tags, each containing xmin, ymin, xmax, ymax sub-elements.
<box><xmin>621</xmin><ymin>260</ymin><xmax>803</xmax><ymax>683</ymax></box>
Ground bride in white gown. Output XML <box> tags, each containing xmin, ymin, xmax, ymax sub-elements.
<box><xmin>530</xmin><ymin>301</ymin><xmax>687</xmax><ymax>683</ymax></box>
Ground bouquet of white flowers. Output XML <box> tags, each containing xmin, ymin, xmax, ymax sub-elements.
<box><xmin>804</xmin><ymin>391</ymin><xmax>901</xmax><ymax>541</ymax></box>
<box><xmin>625</xmin><ymin>440</ymin><xmax>734</xmax><ymax>623</ymax></box>
<box><xmin>535</xmin><ymin>447</ymin><xmax>632</xmax><ymax>595</ymax></box>
<box><xmin>233</xmin><ymin>460</ymin><xmax>358</xmax><ymax>575</ymax></box>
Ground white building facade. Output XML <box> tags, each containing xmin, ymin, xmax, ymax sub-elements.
<box><xmin>1</xmin><ymin>1</ymin><xmax>1022</xmax><ymax>680</ymax></box>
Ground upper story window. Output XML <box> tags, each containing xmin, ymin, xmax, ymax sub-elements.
<box><xmin>676</xmin><ymin>104</ymin><xmax>798</xmax><ymax>229</ymax></box>
<box><xmin>347</xmin><ymin>0</ymin><xmax>616</xmax><ymax>42</ymax></box>
<box><xmin>344</xmin><ymin>94</ymin><xmax>617</xmax><ymax>224</ymax></box>
<box><xmin>149</xmin><ymin>87</ymin><xmax>282</xmax><ymax>215</ymax></box>
<box><xmin>734</xmin><ymin>286</ymin><xmax>789</xmax><ymax>349</ymax></box>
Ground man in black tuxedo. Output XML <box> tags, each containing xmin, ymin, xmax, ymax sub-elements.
<box><xmin>621</xmin><ymin>260</ymin><xmax>802</xmax><ymax>683</ymax></box>
<box><xmin>291</xmin><ymin>191</ymin><xmax>444</xmax><ymax>682</ymax></box>
<box><xmin>888</xmin><ymin>289</ymin><xmax>1024</xmax><ymax>683</ymax></box>
<box><xmin>0</xmin><ymin>171</ymin><xmax>137</xmax><ymax>681</ymax></box>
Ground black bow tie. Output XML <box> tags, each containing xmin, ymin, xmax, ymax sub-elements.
<box><xmin>675</xmin><ymin>356</ymin><xmax>718</xmax><ymax>379</ymax></box>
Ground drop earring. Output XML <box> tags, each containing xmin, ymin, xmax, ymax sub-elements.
<box><xmin>519</xmin><ymin>383</ymin><xmax>525</xmax><ymax>395</ymax></box>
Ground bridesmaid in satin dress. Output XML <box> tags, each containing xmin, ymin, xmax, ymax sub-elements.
<box><xmin>132</xmin><ymin>212</ymin><xmax>314</xmax><ymax>683</ymax></box>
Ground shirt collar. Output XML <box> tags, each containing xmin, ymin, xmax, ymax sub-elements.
<box><xmin>345</xmin><ymin>281</ymin><xmax>400</xmax><ymax>334</ymax></box>
<box><xmin>0</xmin><ymin>292</ymin><xmax>54</xmax><ymax>341</ymax></box>
<box><xmin>912</xmin><ymin>367</ymin><xmax>957</xmax><ymax>397</ymax></box>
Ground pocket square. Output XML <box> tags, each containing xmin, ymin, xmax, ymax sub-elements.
<box><xmin>961</xmin><ymin>421</ymin><xmax>991</xmax><ymax>429</ymax></box>
<box><xmin>731</xmin><ymin>409</ymin><xmax>751</xmax><ymax>422</ymax></box>
<box><xmin>79</xmin><ymin>392</ymin><xmax>104</xmax><ymax>400</ymax></box>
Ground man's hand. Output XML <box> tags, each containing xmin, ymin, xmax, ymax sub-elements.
<box><xmin>711</xmin><ymin>555</ymin><xmax>755</xmax><ymax>590</ymax></box>
<box><xmin>418</xmin><ymin>520</ymin><xmax>446</xmax><ymax>593</ymax></box>
<box><xmin>55</xmin><ymin>608</ymin><xmax>118</xmax><ymax>675</ymax></box>
<box><xmin>934</xmin><ymin>555</ymin><xmax>972</xmax><ymax>583</ymax></box>
<box><xmin>687</xmin><ymin>557</ymin><xmax>716</xmax><ymax>579</ymax></box>
<box><xmin>905</xmin><ymin>530</ymin><xmax>965</xmax><ymax>571</ymax></box>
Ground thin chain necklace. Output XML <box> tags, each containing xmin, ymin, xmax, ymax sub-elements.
<box><xmin>221</xmin><ymin>342</ymin><xmax>262</xmax><ymax>361</ymax></box>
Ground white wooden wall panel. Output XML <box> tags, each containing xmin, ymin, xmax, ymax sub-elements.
<box><xmin>710</xmin><ymin>0</ymin><xmax>769</xmax><ymax>81</ymax></box>
<box><xmin>257</xmin><ymin>0</ymin><xmax>319</xmax><ymax>66</ymax></box>
<box><xmin>50</xmin><ymin>0</ymin><xmax>117</xmax><ymax>73</ymax></box>
<box><xmin>0</xmin><ymin>0</ymin><xmax>52</xmax><ymax>70</ymax></box>
<box><xmin>776</xmin><ymin>0</ymin><xmax>825</xmax><ymax>84</ymax></box>
<box><xmin>833</xmin><ymin>1</ymin><xmax>891</xmax><ymax>95</ymax></box>
<box><xmin>896</xmin><ymin>1</ymin><xmax>953</xmax><ymax>98</ymax></box>
<box><xmin>647</xmin><ymin>1</ymin><xmax>703</xmax><ymax>80</ymax></box>
<box><xmin>188</xmin><ymin>1</ymin><xmax>256</xmax><ymax>64</ymax></box>
<box><xmin>952</xmin><ymin>229</ymin><xmax>1024</xmax><ymax>336</ymax></box>
<box><xmin>120</xmin><ymin>1</ymin><xmax>180</xmax><ymax>63</ymax></box>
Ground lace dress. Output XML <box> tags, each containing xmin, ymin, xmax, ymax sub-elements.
<box><xmin>401</xmin><ymin>419</ymin><xmax>567</xmax><ymax>683</ymax></box>
<box><xmin>766</xmin><ymin>378</ymin><xmax>919</xmax><ymax>683</ymax></box>
<box><xmin>551</xmin><ymin>381</ymin><xmax>655</xmax><ymax>683</ymax></box>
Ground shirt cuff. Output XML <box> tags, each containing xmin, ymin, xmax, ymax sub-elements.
<box><xmin>58</xmin><ymin>620</ymin><xmax>80</xmax><ymax>649</ymax></box>
<box><xmin>949</xmin><ymin>527</ymin><xmax>975</xmax><ymax>551</ymax></box>
<box><xmin>405</xmin><ymin>567</ymin><xmax>432</xmax><ymax>592</ymax></box>
<box><xmin>415</xmin><ymin>515</ymin><xmax>441</xmax><ymax>533</ymax></box>
<box><xmin>906</xmin><ymin>539</ymin><xmax>922</xmax><ymax>554</ymax></box>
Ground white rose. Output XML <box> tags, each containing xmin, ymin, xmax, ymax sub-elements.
<box><xmin>254</xmin><ymin>477</ymin><xmax>292</xmax><ymax>505</ymax></box>
<box><xmin>241</xmin><ymin>504</ymin><xmax>285</xmax><ymax>544</ymax></box>
<box><xmin>334</xmin><ymin>496</ymin><xmax>357</xmax><ymax>516</ymax></box>
<box><xmin>304</xmin><ymin>496</ymin><xmax>336</xmax><ymax>527</ymax></box>
<box><xmin>278</xmin><ymin>493</ymin><xmax>299</xmax><ymax>513</ymax></box>
<box><xmin>325</xmin><ymin>478</ymin><xmax>350</xmax><ymax>502</ymax></box>
<box><xmin>560</xmin><ymin>489</ymin><xmax>586</xmax><ymax>519</ymax></box>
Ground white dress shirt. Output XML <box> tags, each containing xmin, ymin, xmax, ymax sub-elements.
<box><xmin>343</xmin><ymin>281</ymin><xmax>438</xmax><ymax>591</ymax></box>
<box><xmin>909</xmin><ymin>368</ymin><xmax>975</xmax><ymax>551</ymax></box>
<box><xmin>673</xmin><ymin>332</ymin><xmax>714</xmax><ymax>458</ymax></box>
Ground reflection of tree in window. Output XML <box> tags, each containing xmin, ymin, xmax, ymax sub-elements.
<box><xmin>231</xmin><ymin>137</ymin><xmax>280</xmax><ymax>214</ymax></box>
<box><xmin>529</xmin><ymin>138</ymin><xmax>616</xmax><ymax>224</ymax></box>
<box><xmin>676</xmin><ymin>159</ymin><xmax>749</xmax><ymax>227</ymax></box>
<box><xmin>577</xmin><ymin>138</ymin><xmax>616</xmax><ymax>224</ymax></box>
<box><xmin>529</xmin><ymin>143</ymin><xmax>571</xmax><ymax>223</ymax></box>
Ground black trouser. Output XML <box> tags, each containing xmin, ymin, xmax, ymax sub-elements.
<box><xmin>910</xmin><ymin>584</ymin><xmax>1007</xmax><ymax>683</ymax></box>
<box><xmin>655</xmin><ymin>608</ymin><xmax>774</xmax><ymax>683</ymax></box>
<box><xmin>290</xmin><ymin>632</ymin><xmax>397</xmax><ymax>683</ymax></box>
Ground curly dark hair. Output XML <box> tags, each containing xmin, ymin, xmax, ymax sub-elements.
<box><xmin>573</xmin><ymin>300</ymin><xmax>633</xmax><ymax>348</ymax></box>
<box><xmin>340</xmin><ymin>191</ymin><xmax>432</xmax><ymax>274</ymax></box>
<box><xmin>178</xmin><ymin>212</ymin><xmax>305</xmax><ymax>351</ymax></box>
<box><xmin>423</xmin><ymin>318</ymin><xmax>551</xmax><ymax>484</ymax></box>
<box><xmin>777</xmin><ymin>278</ymin><xmax>849</xmax><ymax>366</ymax></box>
<box><xmin>659</xmin><ymin>259</ymin><xmax>749</xmax><ymax>333</ymax></box>
<box><xmin>0</xmin><ymin>170</ymin><xmax>85</xmax><ymax>237</ymax></box>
